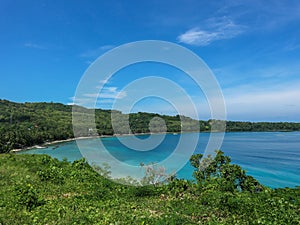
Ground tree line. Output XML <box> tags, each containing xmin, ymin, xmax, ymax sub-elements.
<box><xmin>0</xmin><ymin>99</ymin><xmax>299</xmax><ymax>153</ymax></box>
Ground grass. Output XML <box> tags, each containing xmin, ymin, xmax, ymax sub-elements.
<box><xmin>0</xmin><ymin>153</ymin><xmax>299</xmax><ymax>224</ymax></box>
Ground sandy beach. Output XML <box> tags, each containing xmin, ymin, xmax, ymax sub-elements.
<box><xmin>11</xmin><ymin>136</ymin><xmax>99</xmax><ymax>153</ymax></box>
<box><xmin>10</xmin><ymin>132</ymin><xmax>170</xmax><ymax>153</ymax></box>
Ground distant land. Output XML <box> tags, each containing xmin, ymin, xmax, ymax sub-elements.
<box><xmin>0</xmin><ymin>99</ymin><xmax>299</xmax><ymax>153</ymax></box>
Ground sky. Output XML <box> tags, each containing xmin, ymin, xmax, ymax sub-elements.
<box><xmin>0</xmin><ymin>0</ymin><xmax>300</xmax><ymax>122</ymax></box>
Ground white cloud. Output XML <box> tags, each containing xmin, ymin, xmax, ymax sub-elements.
<box><xmin>178</xmin><ymin>29</ymin><xmax>220</xmax><ymax>46</ymax></box>
<box><xmin>69</xmin><ymin>86</ymin><xmax>126</xmax><ymax>107</ymax></box>
<box><xmin>178</xmin><ymin>17</ymin><xmax>245</xmax><ymax>46</ymax></box>
<box><xmin>96</xmin><ymin>79</ymin><xmax>110</xmax><ymax>88</ymax></box>
<box><xmin>99</xmin><ymin>45</ymin><xmax>115</xmax><ymax>51</ymax></box>
<box><xmin>24</xmin><ymin>42</ymin><xmax>47</xmax><ymax>50</ymax></box>
<box><xmin>83</xmin><ymin>87</ymin><xmax>126</xmax><ymax>100</ymax></box>
<box><xmin>102</xmin><ymin>87</ymin><xmax>127</xmax><ymax>99</ymax></box>
<box><xmin>223</xmin><ymin>81</ymin><xmax>300</xmax><ymax>121</ymax></box>
<box><xmin>80</xmin><ymin>45</ymin><xmax>115</xmax><ymax>58</ymax></box>
<box><xmin>284</xmin><ymin>43</ymin><xmax>300</xmax><ymax>52</ymax></box>
<box><xmin>68</xmin><ymin>96</ymin><xmax>95</xmax><ymax>107</ymax></box>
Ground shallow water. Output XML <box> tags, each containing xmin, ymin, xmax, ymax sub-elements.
<box><xmin>20</xmin><ymin>132</ymin><xmax>300</xmax><ymax>188</ymax></box>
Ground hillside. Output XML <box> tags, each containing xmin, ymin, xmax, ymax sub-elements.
<box><xmin>0</xmin><ymin>153</ymin><xmax>299</xmax><ymax>224</ymax></box>
<box><xmin>0</xmin><ymin>99</ymin><xmax>299</xmax><ymax>153</ymax></box>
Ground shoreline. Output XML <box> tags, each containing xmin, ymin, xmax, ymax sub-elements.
<box><xmin>10</xmin><ymin>130</ymin><xmax>299</xmax><ymax>153</ymax></box>
<box><xmin>10</xmin><ymin>132</ymin><xmax>171</xmax><ymax>153</ymax></box>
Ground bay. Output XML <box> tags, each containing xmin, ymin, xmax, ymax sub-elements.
<box><xmin>19</xmin><ymin>132</ymin><xmax>300</xmax><ymax>188</ymax></box>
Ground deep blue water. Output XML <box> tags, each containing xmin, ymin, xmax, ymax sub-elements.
<box><xmin>19</xmin><ymin>132</ymin><xmax>300</xmax><ymax>188</ymax></box>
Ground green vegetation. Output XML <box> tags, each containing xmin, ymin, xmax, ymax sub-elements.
<box><xmin>1</xmin><ymin>99</ymin><xmax>299</xmax><ymax>153</ymax></box>
<box><xmin>226</xmin><ymin>120</ymin><xmax>300</xmax><ymax>132</ymax></box>
<box><xmin>0</xmin><ymin>100</ymin><xmax>73</xmax><ymax>153</ymax></box>
<box><xmin>0</xmin><ymin>152</ymin><xmax>299</xmax><ymax>224</ymax></box>
<box><xmin>190</xmin><ymin>150</ymin><xmax>264</xmax><ymax>193</ymax></box>
<box><xmin>1</xmin><ymin>100</ymin><xmax>299</xmax><ymax>224</ymax></box>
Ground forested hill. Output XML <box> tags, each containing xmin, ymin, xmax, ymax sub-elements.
<box><xmin>0</xmin><ymin>99</ymin><xmax>299</xmax><ymax>153</ymax></box>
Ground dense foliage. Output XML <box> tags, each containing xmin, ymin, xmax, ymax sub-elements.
<box><xmin>190</xmin><ymin>150</ymin><xmax>264</xmax><ymax>193</ymax></box>
<box><xmin>1</xmin><ymin>99</ymin><xmax>299</xmax><ymax>153</ymax></box>
<box><xmin>1</xmin><ymin>100</ymin><xmax>299</xmax><ymax>223</ymax></box>
<box><xmin>226</xmin><ymin>120</ymin><xmax>300</xmax><ymax>132</ymax></box>
<box><xmin>0</xmin><ymin>153</ymin><xmax>299</xmax><ymax>224</ymax></box>
<box><xmin>0</xmin><ymin>100</ymin><xmax>74</xmax><ymax>153</ymax></box>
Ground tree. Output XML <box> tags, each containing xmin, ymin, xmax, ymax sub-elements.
<box><xmin>190</xmin><ymin>150</ymin><xmax>264</xmax><ymax>192</ymax></box>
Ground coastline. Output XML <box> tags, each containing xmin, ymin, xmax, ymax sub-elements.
<box><xmin>11</xmin><ymin>136</ymin><xmax>102</xmax><ymax>153</ymax></box>
<box><xmin>10</xmin><ymin>132</ymin><xmax>168</xmax><ymax>153</ymax></box>
<box><xmin>11</xmin><ymin>130</ymin><xmax>299</xmax><ymax>153</ymax></box>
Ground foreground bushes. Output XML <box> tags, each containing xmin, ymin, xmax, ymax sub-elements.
<box><xmin>0</xmin><ymin>153</ymin><xmax>299</xmax><ymax>224</ymax></box>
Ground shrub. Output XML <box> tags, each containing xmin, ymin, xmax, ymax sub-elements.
<box><xmin>190</xmin><ymin>150</ymin><xmax>264</xmax><ymax>193</ymax></box>
<box><xmin>14</xmin><ymin>183</ymin><xmax>44</xmax><ymax>211</ymax></box>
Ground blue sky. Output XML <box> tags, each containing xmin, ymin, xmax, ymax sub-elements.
<box><xmin>0</xmin><ymin>0</ymin><xmax>300</xmax><ymax>121</ymax></box>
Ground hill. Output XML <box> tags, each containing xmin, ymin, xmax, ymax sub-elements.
<box><xmin>0</xmin><ymin>99</ymin><xmax>299</xmax><ymax>153</ymax></box>
<box><xmin>0</xmin><ymin>153</ymin><xmax>299</xmax><ymax>224</ymax></box>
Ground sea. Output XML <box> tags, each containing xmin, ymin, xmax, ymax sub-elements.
<box><xmin>19</xmin><ymin>132</ymin><xmax>300</xmax><ymax>188</ymax></box>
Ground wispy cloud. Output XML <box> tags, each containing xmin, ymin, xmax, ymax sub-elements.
<box><xmin>24</xmin><ymin>42</ymin><xmax>47</xmax><ymax>50</ymax></box>
<box><xmin>284</xmin><ymin>43</ymin><xmax>300</xmax><ymax>52</ymax></box>
<box><xmin>85</xmin><ymin>87</ymin><xmax>127</xmax><ymax>99</ymax></box>
<box><xmin>178</xmin><ymin>17</ymin><xmax>245</xmax><ymax>46</ymax></box>
<box><xmin>215</xmin><ymin>1</ymin><xmax>300</xmax><ymax>32</ymax></box>
<box><xmin>80</xmin><ymin>45</ymin><xmax>115</xmax><ymax>58</ymax></box>
<box><xmin>223</xmin><ymin>79</ymin><xmax>300</xmax><ymax>121</ymax></box>
<box><xmin>68</xmin><ymin>96</ymin><xmax>95</xmax><ymax>107</ymax></box>
<box><xmin>96</xmin><ymin>79</ymin><xmax>110</xmax><ymax>87</ymax></box>
<box><xmin>69</xmin><ymin>86</ymin><xmax>127</xmax><ymax>106</ymax></box>
<box><xmin>99</xmin><ymin>45</ymin><xmax>115</xmax><ymax>51</ymax></box>
<box><xmin>213</xmin><ymin>61</ymin><xmax>300</xmax><ymax>90</ymax></box>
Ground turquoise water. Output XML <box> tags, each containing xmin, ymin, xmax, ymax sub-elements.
<box><xmin>19</xmin><ymin>132</ymin><xmax>300</xmax><ymax>188</ymax></box>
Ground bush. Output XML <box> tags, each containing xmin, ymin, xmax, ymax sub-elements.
<box><xmin>132</xmin><ymin>185</ymin><xmax>157</xmax><ymax>197</ymax></box>
<box><xmin>14</xmin><ymin>183</ymin><xmax>44</xmax><ymax>211</ymax></box>
<box><xmin>37</xmin><ymin>165</ymin><xmax>65</xmax><ymax>184</ymax></box>
<box><xmin>190</xmin><ymin>150</ymin><xmax>264</xmax><ymax>193</ymax></box>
